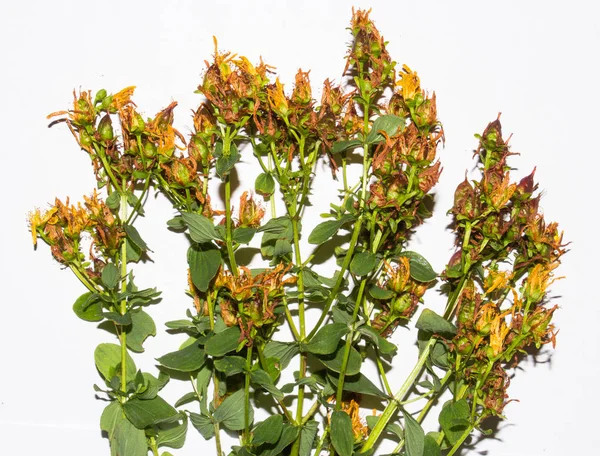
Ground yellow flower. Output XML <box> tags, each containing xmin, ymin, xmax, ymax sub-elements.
<box><xmin>110</xmin><ymin>86</ymin><xmax>136</xmax><ymax>110</ymax></box>
<box><xmin>397</xmin><ymin>64</ymin><xmax>421</xmax><ymax>100</ymax></box>
<box><xmin>489</xmin><ymin>315</ymin><xmax>510</xmax><ymax>357</ymax></box>
<box><xmin>267</xmin><ymin>78</ymin><xmax>289</xmax><ymax>117</ymax></box>
<box><xmin>28</xmin><ymin>207</ymin><xmax>58</xmax><ymax>245</ymax></box>
<box><xmin>484</xmin><ymin>268</ymin><xmax>513</xmax><ymax>295</ymax></box>
<box><xmin>341</xmin><ymin>399</ymin><xmax>369</xmax><ymax>441</ymax></box>
<box><xmin>523</xmin><ymin>263</ymin><xmax>563</xmax><ymax>303</ymax></box>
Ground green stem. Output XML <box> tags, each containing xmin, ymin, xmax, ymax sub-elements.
<box><xmin>362</xmin><ymin>274</ymin><xmax>469</xmax><ymax>452</ymax></box>
<box><xmin>256</xmin><ymin>344</ymin><xmax>295</xmax><ymax>423</ymax></box>
<box><xmin>68</xmin><ymin>264</ymin><xmax>99</xmax><ymax>293</ymax></box>
<box><xmin>119</xmin><ymin>189</ymin><xmax>128</xmax><ymax>397</ymax></box>
<box><xmin>314</xmin><ymin>428</ymin><xmax>329</xmax><ymax>456</ymax></box>
<box><xmin>375</xmin><ymin>350</ymin><xmax>394</xmax><ymax>396</ymax></box>
<box><xmin>447</xmin><ymin>420</ymin><xmax>480</xmax><ymax>456</ymax></box>
<box><xmin>244</xmin><ymin>344</ymin><xmax>253</xmax><ymax>442</ymax></box>
<box><xmin>335</xmin><ymin>279</ymin><xmax>367</xmax><ymax>408</ymax></box>
<box><xmin>149</xmin><ymin>436</ymin><xmax>159</xmax><ymax>456</ymax></box>
<box><xmin>361</xmin><ymin>338</ymin><xmax>435</xmax><ymax>453</ymax></box>
<box><xmin>224</xmin><ymin>176</ymin><xmax>238</xmax><ymax>276</ymax></box>
<box><xmin>93</xmin><ymin>143</ymin><xmax>122</xmax><ymax>192</ymax></box>
<box><xmin>125</xmin><ymin>177</ymin><xmax>151</xmax><ymax>225</ymax></box>
<box><xmin>306</xmin><ymin>160</ymin><xmax>371</xmax><ymax>340</ymax></box>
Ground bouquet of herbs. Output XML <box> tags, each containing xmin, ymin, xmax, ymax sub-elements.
<box><xmin>29</xmin><ymin>9</ymin><xmax>566</xmax><ymax>456</ymax></box>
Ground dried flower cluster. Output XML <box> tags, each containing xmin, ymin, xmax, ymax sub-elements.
<box><xmin>29</xmin><ymin>9</ymin><xmax>565</xmax><ymax>456</ymax></box>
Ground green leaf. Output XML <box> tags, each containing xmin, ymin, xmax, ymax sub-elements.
<box><xmin>126</xmin><ymin>309</ymin><xmax>156</xmax><ymax>353</ymax></box>
<box><xmin>255</xmin><ymin>172</ymin><xmax>276</xmax><ymax>196</ymax></box>
<box><xmin>124</xmin><ymin>224</ymin><xmax>149</xmax><ymax>252</ymax></box>
<box><xmin>189</xmin><ymin>412</ymin><xmax>214</xmax><ymax>440</ymax></box>
<box><xmin>214</xmin><ymin>356</ymin><xmax>246</xmax><ymax>376</ymax></box>
<box><xmin>368</xmin><ymin>285</ymin><xmax>395</xmax><ymax>300</ymax></box>
<box><xmin>126</xmin><ymin>238</ymin><xmax>142</xmax><ymax>263</ymax></box>
<box><xmin>205</xmin><ymin>326</ymin><xmax>241</xmax><ymax>357</ymax></box>
<box><xmin>213</xmin><ymin>389</ymin><xmax>252</xmax><ymax>431</ymax></box>
<box><xmin>439</xmin><ymin>399</ymin><xmax>470</xmax><ymax>445</ymax></box>
<box><xmin>327</xmin><ymin>372</ymin><xmax>387</xmax><ymax>398</ymax></box>
<box><xmin>188</xmin><ymin>243</ymin><xmax>221</xmax><ymax>292</ymax></box>
<box><xmin>215</xmin><ymin>142</ymin><xmax>241</xmax><ymax>178</ymax></box>
<box><xmin>308</xmin><ymin>214</ymin><xmax>355</xmax><ymax>245</ymax></box>
<box><xmin>399</xmin><ymin>251</ymin><xmax>437</xmax><ymax>282</ymax></box>
<box><xmin>94</xmin><ymin>343</ymin><xmax>137</xmax><ymax>382</ymax></box>
<box><xmin>316</xmin><ymin>343</ymin><xmax>361</xmax><ymax>375</ymax></box>
<box><xmin>100</xmin><ymin>401</ymin><xmax>121</xmax><ymax>439</ymax></box>
<box><xmin>357</xmin><ymin>325</ymin><xmax>397</xmax><ymax>356</ymax></box>
<box><xmin>110</xmin><ymin>411</ymin><xmax>148</xmax><ymax>456</ymax></box>
<box><xmin>258</xmin><ymin>216</ymin><xmax>292</xmax><ymax>234</ymax></box>
<box><xmin>273</xmin><ymin>238</ymin><xmax>292</xmax><ymax>257</ymax></box>
<box><xmin>330</xmin><ymin>411</ymin><xmax>354</xmax><ymax>456</ymax></box>
<box><xmin>366</xmin><ymin>415</ymin><xmax>403</xmax><ymax>440</ymax></box>
<box><xmin>331</xmin><ymin>139</ymin><xmax>362</xmax><ymax>154</ymax></box>
<box><xmin>263</xmin><ymin>341</ymin><xmax>299</xmax><ymax>370</ymax></box>
<box><xmin>299</xmin><ymin>420</ymin><xmax>319</xmax><ymax>456</ymax></box>
<box><xmin>260</xmin><ymin>424</ymin><xmax>299</xmax><ymax>456</ymax></box>
<box><xmin>156</xmin><ymin>415</ymin><xmax>188</xmax><ymax>449</ymax></box>
<box><xmin>181</xmin><ymin>212</ymin><xmax>218</xmax><ymax>243</ymax></box>
<box><xmin>252</xmin><ymin>414</ymin><xmax>283</xmax><ymax>446</ymax></box>
<box><xmin>350</xmin><ymin>251</ymin><xmax>378</xmax><ymax>276</ymax></box>
<box><xmin>304</xmin><ymin>323</ymin><xmax>349</xmax><ymax>355</ymax></box>
<box><xmin>366</xmin><ymin>114</ymin><xmax>405</xmax><ymax>144</ymax></box>
<box><xmin>156</xmin><ymin>339</ymin><xmax>205</xmax><ymax>372</ymax></box>
<box><xmin>106</xmin><ymin>191</ymin><xmax>120</xmax><ymax>211</ymax></box>
<box><xmin>404</xmin><ymin>411</ymin><xmax>425</xmax><ymax>456</ymax></box>
<box><xmin>429</xmin><ymin>341</ymin><xmax>451</xmax><ymax>370</ymax></box>
<box><xmin>423</xmin><ymin>434</ymin><xmax>441</xmax><ymax>456</ymax></box>
<box><xmin>73</xmin><ymin>292</ymin><xmax>103</xmax><ymax>322</ymax></box>
<box><xmin>251</xmin><ymin>369</ymin><xmax>284</xmax><ymax>400</ymax></box>
<box><xmin>174</xmin><ymin>391</ymin><xmax>198</xmax><ymax>408</ymax></box>
<box><xmin>102</xmin><ymin>263</ymin><xmax>120</xmax><ymax>289</ymax></box>
<box><xmin>416</xmin><ymin>309</ymin><xmax>457</xmax><ymax>338</ymax></box>
<box><xmin>102</xmin><ymin>311</ymin><xmax>132</xmax><ymax>326</ymax></box>
<box><xmin>233</xmin><ymin>227</ymin><xmax>257</xmax><ymax>244</ymax></box>
<box><xmin>166</xmin><ymin>216</ymin><xmax>186</xmax><ymax>230</ymax></box>
<box><xmin>137</xmin><ymin>372</ymin><xmax>164</xmax><ymax>400</ymax></box>
<box><xmin>123</xmin><ymin>395</ymin><xmax>178</xmax><ymax>429</ymax></box>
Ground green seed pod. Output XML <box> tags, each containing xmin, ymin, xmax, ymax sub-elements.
<box><xmin>390</xmin><ymin>293</ymin><xmax>411</xmax><ymax>315</ymax></box>
<box><xmin>79</xmin><ymin>129</ymin><xmax>92</xmax><ymax>147</ymax></box>
<box><xmin>98</xmin><ymin>115</ymin><xmax>114</xmax><ymax>141</ymax></box>
<box><xmin>131</xmin><ymin>113</ymin><xmax>145</xmax><ymax>134</ymax></box>
<box><xmin>94</xmin><ymin>89</ymin><xmax>107</xmax><ymax>105</ymax></box>
<box><xmin>455</xmin><ymin>335</ymin><xmax>472</xmax><ymax>356</ymax></box>
<box><xmin>143</xmin><ymin>141</ymin><xmax>157</xmax><ymax>159</ymax></box>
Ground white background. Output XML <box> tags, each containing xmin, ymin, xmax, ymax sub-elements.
<box><xmin>1</xmin><ymin>0</ymin><xmax>599</xmax><ymax>454</ymax></box>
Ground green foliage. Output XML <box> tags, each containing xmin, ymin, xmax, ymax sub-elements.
<box><xmin>205</xmin><ymin>326</ymin><xmax>242</xmax><ymax>357</ymax></box>
<box><xmin>156</xmin><ymin>339</ymin><xmax>205</xmax><ymax>372</ymax></box>
<box><xmin>32</xmin><ymin>8</ymin><xmax>566</xmax><ymax>456</ymax></box>
<box><xmin>308</xmin><ymin>215</ymin><xmax>355</xmax><ymax>245</ymax></box>
<box><xmin>213</xmin><ymin>389</ymin><xmax>253</xmax><ymax>431</ymax></box>
<box><xmin>252</xmin><ymin>414</ymin><xmax>283</xmax><ymax>445</ymax></box>
<box><xmin>439</xmin><ymin>399</ymin><xmax>470</xmax><ymax>445</ymax></box>
<box><xmin>403</xmin><ymin>411</ymin><xmax>425</xmax><ymax>456</ymax></box>
<box><xmin>330</xmin><ymin>411</ymin><xmax>354</xmax><ymax>456</ymax></box>
<box><xmin>188</xmin><ymin>243</ymin><xmax>221</xmax><ymax>292</ymax></box>
<box><xmin>304</xmin><ymin>323</ymin><xmax>349</xmax><ymax>355</ymax></box>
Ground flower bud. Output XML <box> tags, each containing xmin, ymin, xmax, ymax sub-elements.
<box><xmin>131</xmin><ymin>112</ymin><xmax>145</xmax><ymax>134</ymax></box>
<box><xmin>98</xmin><ymin>115</ymin><xmax>114</xmax><ymax>141</ymax></box>
<box><xmin>390</xmin><ymin>293</ymin><xmax>412</xmax><ymax>315</ymax></box>
<box><xmin>172</xmin><ymin>160</ymin><xmax>192</xmax><ymax>186</ymax></box>
<box><xmin>94</xmin><ymin>89</ymin><xmax>107</xmax><ymax>105</ymax></box>
<box><xmin>79</xmin><ymin>129</ymin><xmax>93</xmax><ymax>147</ymax></box>
<box><xmin>143</xmin><ymin>141</ymin><xmax>157</xmax><ymax>159</ymax></box>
